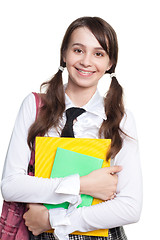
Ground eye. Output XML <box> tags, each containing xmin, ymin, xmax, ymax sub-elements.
<box><xmin>95</xmin><ymin>52</ymin><xmax>104</xmax><ymax>57</ymax></box>
<box><xmin>74</xmin><ymin>48</ymin><xmax>83</xmax><ymax>54</ymax></box>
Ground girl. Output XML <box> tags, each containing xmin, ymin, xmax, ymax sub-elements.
<box><xmin>1</xmin><ymin>17</ymin><xmax>142</xmax><ymax>240</ymax></box>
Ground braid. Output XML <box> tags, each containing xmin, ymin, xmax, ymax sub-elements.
<box><xmin>99</xmin><ymin>76</ymin><xmax>125</xmax><ymax>160</ymax></box>
<box><xmin>27</xmin><ymin>70</ymin><xmax>65</xmax><ymax>150</ymax></box>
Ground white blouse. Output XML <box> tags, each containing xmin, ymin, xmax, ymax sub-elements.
<box><xmin>1</xmin><ymin>90</ymin><xmax>142</xmax><ymax>240</ymax></box>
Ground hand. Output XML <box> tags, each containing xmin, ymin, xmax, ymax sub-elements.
<box><xmin>23</xmin><ymin>203</ymin><xmax>51</xmax><ymax>236</ymax></box>
<box><xmin>80</xmin><ymin>165</ymin><xmax>122</xmax><ymax>201</ymax></box>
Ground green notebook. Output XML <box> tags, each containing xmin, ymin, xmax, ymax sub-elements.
<box><xmin>44</xmin><ymin>147</ymin><xmax>103</xmax><ymax>210</ymax></box>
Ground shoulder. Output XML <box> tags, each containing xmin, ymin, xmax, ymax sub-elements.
<box><xmin>121</xmin><ymin>109</ymin><xmax>136</xmax><ymax>127</ymax></box>
<box><xmin>21</xmin><ymin>92</ymin><xmax>45</xmax><ymax>107</ymax></box>
<box><xmin>18</xmin><ymin>92</ymin><xmax>40</xmax><ymax>123</ymax></box>
<box><xmin>120</xmin><ymin>109</ymin><xmax>138</xmax><ymax>140</ymax></box>
<box><xmin>21</xmin><ymin>92</ymin><xmax>46</xmax><ymax>117</ymax></box>
<box><xmin>21</xmin><ymin>92</ymin><xmax>36</xmax><ymax>111</ymax></box>
<box><xmin>11</xmin><ymin>93</ymin><xmax>40</xmax><ymax>134</ymax></box>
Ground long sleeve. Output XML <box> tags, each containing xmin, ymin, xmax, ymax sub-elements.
<box><xmin>49</xmin><ymin>110</ymin><xmax>143</xmax><ymax>237</ymax></box>
<box><xmin>1</xmin><ymin>93</ymin><xmax>80</xmax><ymax>205</ymax></box>
<box><xmin>1</xmin><ymin>90</ymin><xmax>142</xmax><ymax>239</ymax></box>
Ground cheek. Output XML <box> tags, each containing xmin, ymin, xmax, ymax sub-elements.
<box><xmin>65</xmin><ymin>53</ymin><xmax>76</xmax><ymax>67</ymax></box>
<box><xmin>97</xmin><ymin>62</ymin><xmax>109</xmax><ymax>74</ymax></box>
<box><xmin>96</xmin><ymin>56</ymin><xmax>111</xmax><ymax>73</ymax></box>
<box><xmin>101</xmin><ymin>61</ymin><xmax>111</xmax><ymax>72</ymax></box>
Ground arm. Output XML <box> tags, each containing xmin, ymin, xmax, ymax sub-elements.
<box><xmin>1</xmin><ymin>93</ymin><xmax>120</xmax><ymax>205</ymax></box>
<box><xmin>23</xmin><ymin>164</ymin><xmax>121</xmax><ymax>237</ymax></box>
<box><xmin>23</xmin><ymin>111</ymin><xmax>142</xmax><ymax>238</ymax></box>
<box><xmin>48</xmin><ymin>110</ymin><xmax>142</xmax><ymax>236</ymax></box>
<box><xmin>23</xmin><ymin>166</ymin><xmax>121</xmax><ymax>236</ymax></box>
<box><xmin>1</xmin><ymin>94</ymin><xmax>80</xmax><ymax>205</ymax></box>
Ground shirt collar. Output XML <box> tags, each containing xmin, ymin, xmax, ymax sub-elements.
<box><xmin>65</xmin><ymin>87</ymin><xmax>107</xmax><ymax>120</ymax></box>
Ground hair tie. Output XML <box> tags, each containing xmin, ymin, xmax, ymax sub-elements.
<box><xmin>110</xmin><ymin>73</ymin><xmax>116</xmax><ymax>78</ymax></box>
<box><xmin>58</xmin><ymin>66</ymin><xmax>64</xmax><ymax>72</ymax></box>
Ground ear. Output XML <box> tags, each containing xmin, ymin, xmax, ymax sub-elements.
<box><xmin>62</xmin><ymin>51</ymin><xmax>66</xmax><ymax>63</ymax></box>
<box><xmin>63</xmin><ymin>56</ymin><xmax>66</xmax><ymax>63</ymax></box>
<box><xmin>106</xmin><ymin>60</ymin><xmax>112</xmax><ymax>71</ymax></box>
<box><xmin>61</xmin><ymin>54</ymin><xmax>66</xmax><ymax>68</ymax></box>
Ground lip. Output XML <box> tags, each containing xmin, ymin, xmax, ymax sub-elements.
<box><xmin>75</xmin><ymin>67</ymin><xmax>95</xmax><ymax>77</ymax></box>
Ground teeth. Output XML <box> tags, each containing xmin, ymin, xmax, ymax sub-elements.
<box><xmin>78</xmin><ymin>69</ymin><xmax>92</xmax><ymax>74</ymax></box>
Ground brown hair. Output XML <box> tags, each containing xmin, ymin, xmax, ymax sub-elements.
<box><xmin>28</xmin><ymin>16</ymin><xmax>125</xmax><ymax>160</ymax></box>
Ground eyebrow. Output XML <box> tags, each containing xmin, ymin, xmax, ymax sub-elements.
<box><xmin>72</xmin><ymin>43</ymin><xmax>105</xmax><ymax>51</ymax></box>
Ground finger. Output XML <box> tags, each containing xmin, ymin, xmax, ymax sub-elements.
<box><xmin>107</xmin><ymin>165</ymin><xmax>122</xmax><ymax>174</ymax></box>
<box><xmin>110</xmin><ymin>192</ymin><xmax>116</xmax><ymax>200</ymax></box>
<box><xmin>23</xmin><ymin>211</ymin><xmax>28</xmax><ymax>219</ymax></box>
<box><xmin>23</xmin><ymin>213</ymin><xmax>26</xmax><ymax>219</ymax></box>
<box><xmin>110</xmin><ymin>195</ymin><xmax>115</xmax><ymax>200</ymax></box>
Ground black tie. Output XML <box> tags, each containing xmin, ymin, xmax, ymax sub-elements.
<box><xmin>61</xmin><ymin>107</ymin><xmax>86</xmax><ymax>137</ymax></box>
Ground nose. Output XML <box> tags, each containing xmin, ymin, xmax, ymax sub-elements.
<box><xmin>80</xmin><ymin>53</ymin><xmax>92</xmax><ymax>67</ymax></box>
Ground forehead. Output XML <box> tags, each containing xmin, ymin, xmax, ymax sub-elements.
<box><xmin>68</xmin><ymin>27</ymin><xmax>103</xmax><ymax>48</ymax></box>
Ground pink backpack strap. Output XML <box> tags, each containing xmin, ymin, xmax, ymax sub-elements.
<box><xmin>28</xmin><ymin>92</ymin><xmax>42</xmax><ymax>176</ymax></box>
<box><xmin>0</xmin><ymin>92</ymin><xmax>42</xmax><ymax>240</ymax></box>
<box><xmin>32</xmin><ymin>92</ymin><xmax>41</xmax><ymax>119</ymax></box>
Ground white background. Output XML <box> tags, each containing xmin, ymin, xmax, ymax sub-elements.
<box><xmin>0</xmin><ymin>0</ymin><xmax>160</xmax><ymax>239</ymax></box>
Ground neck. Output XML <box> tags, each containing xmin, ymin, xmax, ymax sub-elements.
<box><xmin>65</xmin><ymin>84</ymin><xmax>97</xmax><ymax>107</ymax></box>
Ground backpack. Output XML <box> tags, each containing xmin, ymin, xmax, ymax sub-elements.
<box><xmin>0</xmin><ymin>92</ymin><xmax>40</xmax><ymax>240</ymax></box>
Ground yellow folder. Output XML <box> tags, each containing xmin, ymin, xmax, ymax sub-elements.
<box><xmin>35</xmin><ymin>137</ymin><xmax>111</xmax><ymax>237</ymax></box>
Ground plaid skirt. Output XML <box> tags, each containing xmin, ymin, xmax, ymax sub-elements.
<box><xmin>30</xmin><ymin>227</ymin><xmax>127</xmax><ymax>240</ymax></box>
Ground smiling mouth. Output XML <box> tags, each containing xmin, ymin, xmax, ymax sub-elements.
<box><xmin>75</xmin><ymin>67</ymin><xmax>95</xmax><ymax>75</ymax></box>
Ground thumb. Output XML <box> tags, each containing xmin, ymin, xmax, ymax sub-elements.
<box><xmin>107</xmin><ymin>165</ymin><xmax>122</xmax><ymax>174</ymax></box>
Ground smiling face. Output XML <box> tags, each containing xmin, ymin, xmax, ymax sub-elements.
<box><xmin>63</xmin><ymin>27</ymin><xmax>112</xmax><ymax>94</ymax></box>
